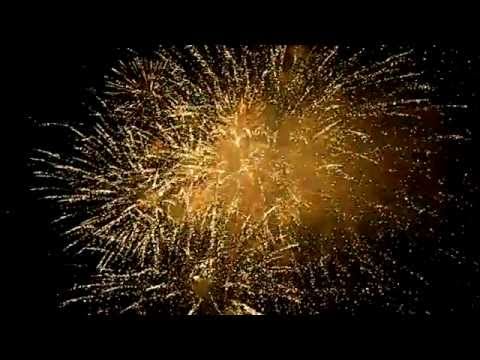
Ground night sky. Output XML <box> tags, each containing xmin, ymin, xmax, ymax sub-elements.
<box><xmin>7</xmin><ymin>23</ymin><xmax>480</xmax><ymax>320</ymax></box>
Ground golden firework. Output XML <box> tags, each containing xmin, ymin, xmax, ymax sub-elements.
<box><xmin>33</xmin><ymin>45</ymin><xmax>468</xmax><ymax>315</ymax></box>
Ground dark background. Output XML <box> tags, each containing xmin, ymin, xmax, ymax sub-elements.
<box><xmin>5</xmin><ymin>17</ymin><xmax>480</xmax><ymax>321</ymax></box>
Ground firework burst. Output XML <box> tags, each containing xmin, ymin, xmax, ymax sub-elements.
<box><xmin>34</xmin><ymin>45</ymin><xmax>471</xmax><ymax>315</ymax></box>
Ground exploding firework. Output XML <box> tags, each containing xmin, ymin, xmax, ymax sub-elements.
<box><xmin>34</xmin><ymin>45</ymin><xmax>473</xmax><ymax>315</ymax></box>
